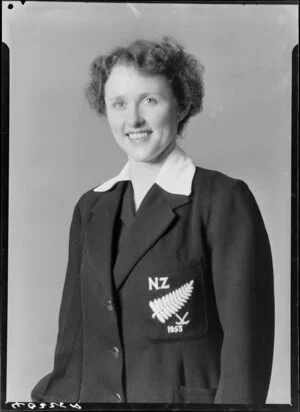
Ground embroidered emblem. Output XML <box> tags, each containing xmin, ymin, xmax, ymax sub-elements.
<box><xmin>148</xmin><ymin>276</ymin><xmax>170</xmax><ymax>291</ymax></box>
<box><xmin>149</xmin><ymin>280</ymin><xmax>194</xmax><ymax>327</ymax></box>
<box><xmin>175</xmin><ymin>311</ymin><xmax>190</xmax><ymax>325</ymax></box>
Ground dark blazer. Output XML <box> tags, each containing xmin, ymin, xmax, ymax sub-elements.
<box><xmin>31</xmin><ymin>166</ymin><xmax>274</xmax><ymax>404</ymax></box>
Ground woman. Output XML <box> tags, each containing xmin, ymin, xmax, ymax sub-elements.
<box><xmin>31</xmin><ymin>36</ymin><xmax>274</xmax><ymax>404</ymax></box>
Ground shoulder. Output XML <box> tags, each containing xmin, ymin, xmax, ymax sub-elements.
<box><xmin>71</xmin><ymin>184</ymin><xmax>109</xmax><ymax>221</ymax></box>
<box><xmin>192</xmin><ymin>166</ymin><xmax>261</xmax><ymax>224</ymax></box>
<box><xmin>193</xmin><ymin>166</ymin><xmax>247</xmax><ymax>193</ymax></box>
<box><xmin>193</xmin><ymin>166</ymin><xmax>253</xmax><ymax>203</ymax></box>
<box><xmin>72</xmin><ymin>180</ymin><xmax>128</xmax><ymax>221</ymax></box>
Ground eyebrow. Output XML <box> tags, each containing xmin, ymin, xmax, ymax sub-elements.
<box><xmin>107</xmin><ymin>92</ymin><xmax>163</xmax><ymax>102</ymax></box>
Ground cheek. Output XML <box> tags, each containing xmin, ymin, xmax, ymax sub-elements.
<box><xmin>149</xmin><ymin>107</ymin><xmax>177</xmax><ymax>131</ymax></box>
<box><xmin>157</xmin><ymin>109</ymin><xmax>178</xmax><ymax>133</ymax></box>
<box><xmin>106</xmin><ymin>113</ymin><xmax>124</xmax><ymax>134</ymax></box>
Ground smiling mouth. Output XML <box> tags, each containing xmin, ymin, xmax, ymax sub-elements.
<box><xmin>126</xmin><ymin>131</ymin><xmax>152</xmax><ymax>141</ymax></box>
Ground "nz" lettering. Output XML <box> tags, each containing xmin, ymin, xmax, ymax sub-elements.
<box><xmin>148</xmin><ymin>277</ymin><xmax>170</xmax><ymax>291</ymax></box>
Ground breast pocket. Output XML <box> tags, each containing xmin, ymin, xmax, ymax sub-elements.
<box><xmin>136</xmin><ymin>261</ymin><xmax>208</xmax><ymax>342</ymax></box>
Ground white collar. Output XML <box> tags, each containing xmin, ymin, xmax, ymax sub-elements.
<box><xmin>93</xmin><ymin>144</ymin><xmax>196</xmax><ymax>196</ymax></box>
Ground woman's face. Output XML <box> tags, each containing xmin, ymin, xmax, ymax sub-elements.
<box><xmin>104</xmin><ymin>64</ymin><xmax>180</xmax><ymax>164</ymax></box>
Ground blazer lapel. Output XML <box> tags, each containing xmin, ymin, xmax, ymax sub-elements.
<box><xmin>113</xmin><ymin>184</ymin><xmax>191</xmax><ymax>289</ymax></box>
<box><xmin>86</xmin><ymin>182</ymin><xmax>126</xmax><ymax>296</ymax></box>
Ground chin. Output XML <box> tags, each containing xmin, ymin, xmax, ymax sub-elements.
<box><xmin>124</xmin><ymin>145</ymin><xmax>158</xmax><ymax>163</ymax></box>
<box><xmin>128</xmin><ymin>152</ymin><xmax>156</xmax><ymax>163</ymax></box>
<box><xmin>120</xmin><ymin>139</ymin><xmax>174</xmax><ymax>164</ymax></box>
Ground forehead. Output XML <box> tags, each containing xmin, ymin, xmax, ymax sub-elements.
<box><xmin>104</xmin><ymin>64</ymin><xmax>173</xmax><ymax>98</ymax></box>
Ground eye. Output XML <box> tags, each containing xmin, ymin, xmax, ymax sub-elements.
<box><xmin>112</xmin><ymin>100</ymin><xmax>126</xmax><ymax>109</ymax></box>
<box><xmin>143</xmin><ymin>97</ymin><xmax>158</xmax><ymax>106</ymax></box>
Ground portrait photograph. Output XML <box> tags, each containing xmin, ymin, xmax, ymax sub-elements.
<box><xmin>1</xmin><ymin>1</ymin><xmax>298</xmax><ymax>410</ymax></box>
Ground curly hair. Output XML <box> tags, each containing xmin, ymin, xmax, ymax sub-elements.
<box><xmin>85</xmin><ymin>36</ymin><xmax>205</xmax><ymax>135</ymax></box>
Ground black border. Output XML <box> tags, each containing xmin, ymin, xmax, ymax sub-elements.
<box><xmin>1</xmin><ymin>1</ymin><xmax>299</xmax><ymax>411</ymax></box>
<box><xmin>1</xmin><ymin>0</ymin><xmax>300</xmax><ymax>5</ymax></box>
<box><xmin>1</xmin><ymin>41</ymin><xmax>9</xmax><ymax>411</ymax></box>
<box><xmin>290</xmin><ymin>43</ymin><xmax>299</xmax><ymax>411</ymax></box>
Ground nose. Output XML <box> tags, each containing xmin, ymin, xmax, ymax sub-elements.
<box><xmin>127</xmin><ymin>104</ymin><xmax>145</xmax><ymax>128</ymax></box>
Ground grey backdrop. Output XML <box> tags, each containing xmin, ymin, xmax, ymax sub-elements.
<box><xmin>3</xmin><ymin>1</ymin><xmax>298</xmax><ymax>403</ymax></box>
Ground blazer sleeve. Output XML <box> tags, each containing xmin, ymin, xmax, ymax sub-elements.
<box><xmin>208</xmin><ymin>179</ymin><xmax>274</xmax><ymax>404</ymax></box>
<box><xmin>31</xmin><ymin>200</ymin><xmax>84</xmax><ymax>402</ymax></box>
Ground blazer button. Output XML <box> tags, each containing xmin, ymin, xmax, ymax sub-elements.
<box><xmin>113</xmin><ymin>393</ymin><xmax>122</xmax><ymax>403</ymax></box>
<box><xmin>111</xmin><ymin>346</ymin><xmax>119</xmax><ymax>358</ymax></box>
<box><xmin>105</xmin><ymin>299</ymin><xmax>113</xmax><ymax>311</ymax></box>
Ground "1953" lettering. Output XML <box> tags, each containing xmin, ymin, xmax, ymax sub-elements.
<box><xmin>167</xmin><ymin>325</ymin><xmax>183</xmax><ymax>334</ymax></box>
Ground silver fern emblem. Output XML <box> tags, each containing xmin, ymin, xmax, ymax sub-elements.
<box><xmin>149</xmin><ymin>280</ymin><xmax>194</xmax><ymax>324</ymax></box>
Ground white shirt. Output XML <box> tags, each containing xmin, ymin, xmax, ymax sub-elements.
<box><xmin>93</xmin><ymin>144</ymin><xmax>196</xmax><ymax>196</ymax></box>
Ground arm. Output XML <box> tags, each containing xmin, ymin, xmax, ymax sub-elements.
<box><xmin>31</xmin><ymin>200</ymin><xmax>84</xmax><ymax>402</ymax></box>
<box><xmin>208</xmin><ymin>179</ymin><xmax>274</xmax><ymax>403</ymax></box>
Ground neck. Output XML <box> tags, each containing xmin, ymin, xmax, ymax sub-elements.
<box><xmin>129</xmin><ymin>141</ymin><xmax>176</xmax><ymax>188</ymax></box>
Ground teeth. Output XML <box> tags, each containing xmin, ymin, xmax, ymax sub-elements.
<box><xmin>127</xmin><ymin>132</ymin><xmax>150</xmax><ymax>139</ymax></box>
